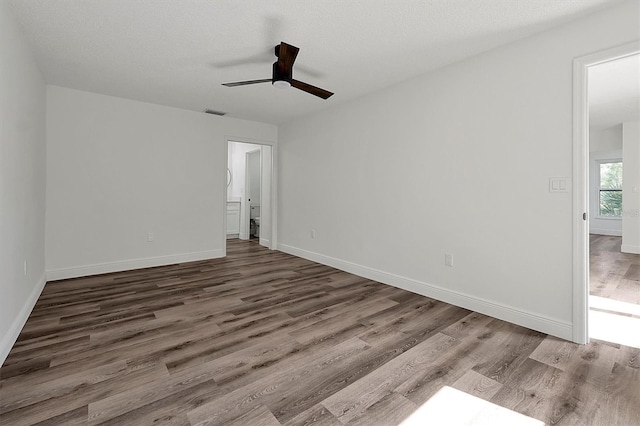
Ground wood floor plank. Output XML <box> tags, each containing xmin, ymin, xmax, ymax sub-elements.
<box><xmin>471</xmin><ymin>327</ymin><xmax>546</xmax><ymax>384</ymax></box>
<box><xmin>598</xmin><ymin>362</ymin><xmax>640</xmax><ymax>424</ymax></box>
<box><xmin>161</xmin><ymin>312</ymin><xmax>294</xmax><ymax>373</ymax></box>
<box><xmin>487</xmin><ymin>358</ymin><xmax>563</xmax><ymax>420</ymax></box>
<box><xmin>223</xmin><ymin>405</ymin><xmax>282</xmax><ymax>426</ymax></box>
<box><xmin>450</xmin><ymin>369</ymin><xmax>503</xmax><ymax>401</ymax></box>
<box><xmin>195</xmin><ymin>334</ymin><xmax>300</xmax><ymax>386</ymax></box>
<box><xmin>1</xmin><ymin>238</ymin><xmax>638</xmax><ymax>426</ymax></box>
<box><xmin>2</xmin><ymin>335</ymin><xmax>90</xmax><ymax>367</ymax></box>
<box><xmin>91</xmin><ymin>377</ymin><xmax>220</xmax><ymax>425</ymax></box>
<box><xmin>31</xmin><ymin>405</ymin><xmax>89</xmax><ymax>426</ymax></box>
<box><xmin>343</xmin><ymin>392</ymin><xmax>417</xmax><ymax>426</ymax></box>
<box><xmin>590</xmin><ymin>234</ymin><xmax>640</xmax><ymax>304</ymax></box>
<box><xmin>186</xmin><ymin>337</ymin><xmax>371</xmax><ymax>426</ymax></box>
<box><xmin>283</xmin><ymin>404</ymin><xmax>341</xmax><ymax>426</ymax></box>
<box><xmin>394</xmin><ymin>319</ymin><xmax>526</xmax><ymax>404</ymax></box>
<box><xmin>87</xmin><ymin>359</ymin><xmax>220</xmax><ymax>424</ymax></box>
<box><xmin>289</xmin><ymin>295</ymin><xmax>398</xmax><ymax>345</ymax></box>
<box><xmin>528</xmin><ymin>335</ymin><xmax>579</xmax><ymax>371</ymax></box>
<box><xmin>322</xmin><ymin>332</ymin><xmax>457</xmax><ymax>424</ymax></box>
<box><xmin>439</xmin><ymin>311</ymin><xmax>495</xmax><ymax>340</ymax></box>
<box><xmin>538</xmin><ymin>339</ymin><xmax>620</xmax><ymax>425</ymax></box>
<box><xmin>49</xmin><ymin>316</ymin><xmax>222</xmax><ymax>369</ymax></box>
<box><xmin>1</xmin><ymin>360</ymin><xmax>167</xmax><ymax>425</ymax></box>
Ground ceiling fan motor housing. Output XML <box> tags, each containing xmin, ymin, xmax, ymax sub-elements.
<box><xmin>272</xmin><ymin>61</ymin><xmax>292</xmax><ymax>84</ymax></box>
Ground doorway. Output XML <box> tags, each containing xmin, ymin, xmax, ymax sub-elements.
<box><xmin>573</xmin><ymin>41</ymin><xmax>640</xmax><ymax>346</ymax></box>
<box><xmin>226</xmin><ymin>140</ymin><xmax>273</xmax><ymax>250</ymax></box>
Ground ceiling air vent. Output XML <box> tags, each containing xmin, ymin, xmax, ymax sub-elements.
<box><xmin>203</xmin><ymin>109</ymin><xmax>227</xmax><ymax>116</ymax></box>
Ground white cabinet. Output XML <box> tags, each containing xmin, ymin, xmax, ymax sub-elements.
<box><xmin>226</xmin><ymin>202</ymin><xmax>240</xmax><ymax>237</ymax></box>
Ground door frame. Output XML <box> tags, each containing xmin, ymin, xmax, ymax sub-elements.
<box><xmin>572</xmin><ymin>40</ymin><xmax>639</xmax><ymax>344</ymax></box>
<box><xmin>245</xmin><ymin>148</ymin><xmax>261</xmax><ymax>241</ymax></box>
<box><xmin>223</xmin><ymin>136</ymin><xmax>277</xmax><ymax>257</ymax></box>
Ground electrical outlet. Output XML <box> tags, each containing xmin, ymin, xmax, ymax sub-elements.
<box><xmin>147</xmin><ymin>232</ymin><xmax>154</xmax><ymax>242</ymax></box>
<box><xmin>311</xmin><ymin>230</ymin><xmax>316</xmax><ymax>239</ymax></box>
<box><xmin>445</xmin><ymin>253</ymin><xmax>454</xmax><ymax>267</ymax></box>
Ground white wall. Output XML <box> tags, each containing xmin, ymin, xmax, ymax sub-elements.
<box><xmin>46</xmin><ymin>86</ymin><xmax>277</xmax><ymax>279</ymax></box>
<box><xmin>622</xmin><ymin>121</ymin><xmax>640</xmax><ymax>253</ymax></box>
<box><xmin>590</xmin><ymin>125</ymin><xmax>623</xmax><ymax>152</ymax></box>
<box><xmin>0</xmin><ymin>2</ymin><xmax>47</xmax><ymax>364</ymax></box>
<box><xmin>589</xmin><ymin>125</ymin><xmax>623</xmax><ymax>236</ymax></box>
<box><xmin>278</xmin><ymin>0</ymin><xmax>640</xmax><ymax>341</ymax></box>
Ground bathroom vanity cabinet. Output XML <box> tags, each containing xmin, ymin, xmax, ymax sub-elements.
<box><xmin>226</xmin><ymin>201</ymin><xmax>240</xmax><ymax>237</ymax></box>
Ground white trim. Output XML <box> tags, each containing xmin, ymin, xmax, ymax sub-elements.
<box><xmin>259</xmin><ymin>238</ymin><xmax>270</xmax><ymax>247</ymax></box>
<box><xmin>572</xmin><ymin>53</ymin><xmax>590</xmax><ymax>344</ymax></box>
<box><xmin>279</xmin><ymin>244</ymin><xmax>573</xmax><ymax>340</ymax></box>
<box><xmin>589</xmin><ymin>229</ymin><xmax>623</xmax><ymax>236</ymax></box>
<box><xmin>0</xmin><ymin>273</ymin><xmax>47</xmax><ymax>365</ymax></box>
<box><xmin>572</xmin><ymin>40</ymin><xmax>640</xmax><ymax>345</ymax></box>
<box><xmin>222</xmin><ymin>140</ymin><xmax>229</xmax><ymax>257</ymax></box>
<box><xmin>46</xmin><ymin>249</ymin><xmax>224</xmax><ymax>281</ymax></box>
<box><xmin>621</xmin><ymin>244</ymin><xmax>640</xmax><ymax>254</ymax></box>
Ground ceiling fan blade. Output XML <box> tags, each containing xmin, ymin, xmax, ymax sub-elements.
<box><xmin>291</xmin><ymin>79</ymin><xmax>334</xmax><ymax>99</ymax></box>
<box><xmin>222</xmin><ymin>79</ymin><xmax>272</xmax><ymax>87</ymax></box>
<box><xmin>277</xmin><ymin>42</ymin><xmax>299</xmax><ymax>74</ymax></box>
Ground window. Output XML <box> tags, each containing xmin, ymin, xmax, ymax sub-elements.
<box><xmin>598</xmin><ymin>161</ymin><xmax>623</xmax><ymax>217</ymax></box>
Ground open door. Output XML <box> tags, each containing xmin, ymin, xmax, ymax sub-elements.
<box><xmin>245</xmin><ymin>149</ymin><xmax>261</xmax><ymax>241</ymax></box>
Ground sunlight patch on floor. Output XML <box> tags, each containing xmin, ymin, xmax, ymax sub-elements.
<box><xmin>589</xmin><ymin>295</ymin><xmax>640</xmax><ymax>348</ymax></box>
<box><xmin>399</xmin><ymin>386</ymin><xmax>544</xmax><ymax>426</ymax></box>
<box><xmin>590</xmin><ymin>295</ymin><xmax>640</xmax><ymax>316</ymax></box>
<box><xmin>589</xmin><ymin>307</ymin><xmax>640</xmax><ymax>349</ymax></box>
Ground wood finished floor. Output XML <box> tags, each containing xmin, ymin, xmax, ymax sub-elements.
<box><xmin>1</xmin><ymin>239</ymin><xmax>639</xmax><ymax>425</ymax></box>
<box><xmin>590</xmin><ymin>234</ymin><xmax>640</xmax><ymax>304</ymax></box>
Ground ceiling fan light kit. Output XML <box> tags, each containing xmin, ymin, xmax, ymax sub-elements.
<box><xmin>273</xmin><ymin>80</ymin><xmax>291</xmax><ymax>89</ymax></box>
<box><xmin>222</xmin><ymin>42</ymin><xmax>333</xmax><ymax>99</ymax></box>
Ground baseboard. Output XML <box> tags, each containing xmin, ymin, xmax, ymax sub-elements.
<box><xmin>278</xmin><ymin>243</ymin><xmax>573</xmax><ymax>341</ymax></box>
<box><xmin>1</xmin><ymin>273</ymin><xmax>47</xmax><ymax>366</ymax></box>
<box><xmin>589</xmin><ymin>228</ymin><xmax>622</xmax><ymax>236</ymax></box>
<box><xmin>46</xmin><ymin>249</ymin><xmax>225</xmax><ymax>281</ymax></box>
<box><xmin>259</xmin><ymin>238</ymin><xmax>270</xmax><ymax>247</ymax></box>
<box><xmin>621</xmin><ymin>244</ymin><xmax>640</xmax><ymax>254</ymax></box>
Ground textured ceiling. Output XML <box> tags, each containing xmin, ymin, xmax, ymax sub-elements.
<box><xmin>8</xmin><ymin>0</ymin><xmax>628</xmax><ymax>125</ymax></box>
<box><xmin>589</xmin><ymin>54</ymin><xmax>640</xmax><ymax>131</ymax></box>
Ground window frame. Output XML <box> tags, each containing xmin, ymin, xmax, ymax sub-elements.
<box><xmin>596</xmin><ymin>159</ymin><xmax>623</xmax><ymax>219</ymax></box>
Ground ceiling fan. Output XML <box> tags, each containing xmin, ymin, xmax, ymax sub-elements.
<box><xmin>222</xmin><ymin>42</ymin><xmax>333</xmax><ymax>99</ymax></box>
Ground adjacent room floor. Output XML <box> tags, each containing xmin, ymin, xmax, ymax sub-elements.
<box><xmin>1</xmin><ymin>240</ymin><xmax>638</xmax><ymax>425</ymax></box>
<box><xmin>589</xmin><ymin>234</ymin><xmax>640</xmax><ymax>348</ymax></box>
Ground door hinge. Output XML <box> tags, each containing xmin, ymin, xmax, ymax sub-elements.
<box><xmin>583</xmin><ymin>212</ymin><xmax>587</xmax><ymax>221</ymax></box>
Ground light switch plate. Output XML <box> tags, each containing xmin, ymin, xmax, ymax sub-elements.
<box><xmin>549</xmin><ymin>177</ymin><xmax>569</xmax><ymax>193</ymax></box>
